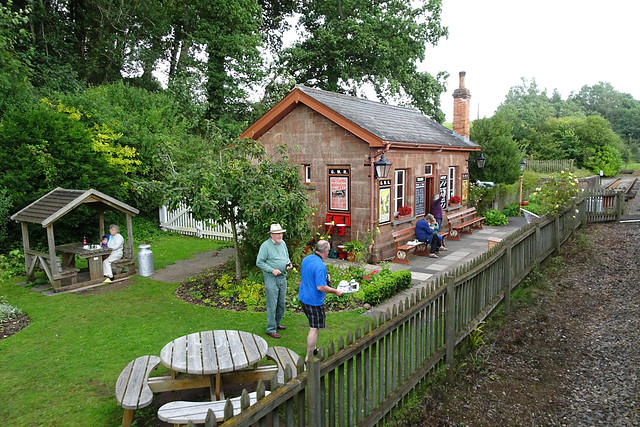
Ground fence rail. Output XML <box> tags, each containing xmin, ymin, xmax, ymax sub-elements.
<box><xmin>525</xmin><ymin>159</ymin><xmax>575</xmax><ymax>173</ymax></box>
<box><xmin>158</xmin><ymin>204</ymin><xmax>234</xmax><ymax>241</ymax></box>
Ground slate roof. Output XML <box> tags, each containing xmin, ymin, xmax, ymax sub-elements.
<box><xmin>295</xmin><ymin>85</ymin><xmax>478</xmax><ymax>148</ymax></box>
<box><xmin>11</xmin><ymin>188</ymin><xmax>139</xmax><ymax>226</ymax></box>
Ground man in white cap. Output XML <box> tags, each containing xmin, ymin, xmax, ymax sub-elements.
<box><xmin>256</xmin><ymin>224</ymin><xmax>292</xmax><ymax>338</ymax></box>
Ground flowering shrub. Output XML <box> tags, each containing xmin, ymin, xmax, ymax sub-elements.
<box><xmin>529</xmin><ymin>170</ymin><xmax>581</xmax><ymax>215</ymax></box>
<box><xmin>448</xmin><ymin>195</ymin><xmax>461</xmax><ymax>205</ymax></box>
<box><xmin>397</xmin><ymin>205</ymin><xmax>412</xmax><ymax>216</ymax></box>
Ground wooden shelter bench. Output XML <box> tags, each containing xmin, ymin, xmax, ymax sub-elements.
<box><xmin>112</xmin><ymin>244</ymin><xmax>135</xmax><ymax>277</ymax></box>
<box><xmin>446</xmin><ymin>207</ymin><xmax>485</xmax><ymax>240</ymax></box>
<box><xmin>25</xmin><ymin>249</ymin><xmax>79</xmax><ymax>289</ymax></box>
<box><xmin>391</xmin><ymin>226</ymin><xmax>448</xmax><ymax>265</ymax></box>
<box><xmin>115</xmin><ymin>355</ymin><xmax>162</xmax><ymax>427</ymax></box>
<box><xmin>157</xmin><ymin>390</ymin><xmax>271</xmax><ymax>425</ymax></box>
<box><xmin>265</xmin><ymin>346</ymin><xmax>303</xmax><ymax>386</ymax></box>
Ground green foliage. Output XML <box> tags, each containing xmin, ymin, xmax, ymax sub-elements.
<box><xmin>358</xmin><ymin>269</ymin><xmax>412</xmax><ymax>306</ymax></box>
<box><xmin>278</xmin><ymin>0</ymin><xmax>449</xmax><ymax>121</ymax></box>
<box><xmin>469</xmin><ymin>112</ymin><xmax>523</xmax><ymax>184</ymax></box>
<box><xmin>529</xmin><ymin>171</ymin><xmax>581</xmax><ymax>215</ymax></box>
<box><xmin>502</xmin><ymin>203</ymin><xmax>521</xmax><ymax>217</ymax></box>
<box><xmin>0</xmin><ymin>189</ymin><xmax>12</xmax><ymax>252</ymax></box>
<box><xmin>0</xmin><ymin>296</ymin><xmax>23</xmax><ymax>322</ymax></box>
<box><xmin>467</xmin><ymin>183</ymin><xmax>498</xmax><ymax>214</ymax></box>
<box><xmin>583</xmin><ymin>144</ymin><xmax>622</xmax><ymax>177</ymax></box>
<box><xmin>0</xmin><ymin>249</ymin><xmax>24</xmax><ymax>281</ymax></box>
<box><xmin>483</xmin><ymin>209</ymin><xmax>508</xmax><ymax>226</ymax></box>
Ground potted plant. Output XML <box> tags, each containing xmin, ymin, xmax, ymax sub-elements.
<box><xmin>343</xmin><ymin>240</ymin><xmax>365</xmax><ymax>262</ymax></box>
<box><xmin>448</xmin><ymin>195</ymin><xmax>461</xmax><ymax>206</ymax></box>
<box><xmin>396</xmin><ymin>205</ymin><xmax>412</xmax><ymax>220</ymax></box>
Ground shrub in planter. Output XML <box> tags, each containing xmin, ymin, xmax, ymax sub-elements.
<box><xmin>484</xmin><ymin>209</ymin><xmax>509</xmax><ymax>226</ymax></box>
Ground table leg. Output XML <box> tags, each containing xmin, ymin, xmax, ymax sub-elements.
<box><xmin>209</xmin><ymin>373</ymin><xmax>222</xmax><ymax>401</ymax></box>
<box><xmin>87</xmin><ymin>255</ymin><xmax>104</xmax><ymax>280</ymax></box>
<box><xmin>61</xmin><ymin>253</ymin><xmax>75</xmax><ymax>269</ymax></box>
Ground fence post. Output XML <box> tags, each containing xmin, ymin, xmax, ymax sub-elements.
<box><xmin>307</xmin><ymin>357</ymin><xmax>322</xmax><ymax>427</ymax></box>
<box><xmin>445</xmin><ymin>275</ymin><xmax>455</xmax><ymax>382</ymax></box>
<box><xmin>504</xmin><ymin>242</ymin><xmax>512</xmax><ymax>314</ymax></box>
<box><xmin>616</xmin><ymin>191</ymin><xmax>623</xmax><ymax>221</ymax></box>
<box><xmin>555</xmin><ymin>213</ymin><xmax>561</xmax><ymax>253</ymax></box>
<box><xmin>535</xmin><ymin>223</ymin><xmax>542</xmax><ymax>270</ymax></box>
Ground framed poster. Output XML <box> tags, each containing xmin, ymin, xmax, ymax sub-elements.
<box><xmin>462</xmin><ymin>173</ymin><xmax>469</xmax><ymax>205</ymax></box>
<box><xmin>415</xmin><ymin>177</ymin><xmax>426</xmax><ymax>216</ymax></box>
<box><xmin>329</xmin><ymin>175</ymin><xmax>349</xmax><ymax>211</ymax></box>
<box><xmin>379</xmin><ymin>187</ymin><xmax>391</xmax><ymax>223</ymax></box>
<box><xmin>439</xmin><ymin>175</ymin><xmax>447</xmax><ymax>208</ymax></box>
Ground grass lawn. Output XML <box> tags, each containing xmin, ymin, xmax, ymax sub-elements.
<box><xmin>0</xmin><ymin>234</ymin><xmax>370</xmax><ymax>426</ymax></box>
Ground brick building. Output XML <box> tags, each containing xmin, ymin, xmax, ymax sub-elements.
<box><xmin>241</xmin><ymin>74</ymin><xmax>479</xmax><ymax>261</ymax></box>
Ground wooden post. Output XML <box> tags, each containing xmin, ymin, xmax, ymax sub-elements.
<box><xmin>535</xmin><ymin>223</ymin><xmax>542</xmax><ymax>270</ymax></box>
<box><xmin>126</xmin><ymin>214</ymin><xmax>134</xmax><ymax>263</ymax></box>
<box><xmin>555</xmin><ymin>213</ymin><xmax>561</xmax><ymax>253</ymax></box>
<box><xmin>46</xmin><ymin>224</ymin><xmax>58</xmax><ymax>277</ymax></box>
<box><xmin>616</xmin><ymin>191</ymin><xmax>623</xmax><ymax>221</ymax></box>
<box><xmin>21</xmin><ymin>222</ymin><xmax>33</xmax><ymax>281</ymax></box>
<box><xmin>98</xmin><ymin>210</ymin><xmax>105</xmax><ymax>238</ymax></box>
<box><xmin>504</xmin><ymin>242</ymin><xmax>512</xmax><ymax>314</ymax></box>
<box><xmin>445</xmin><ymin>275</ymin><xmax>455</xmax><ymax>382</ymax></box>
<box><xmin>307</xmin><ymin>357</ymin><xmax>321</xmax><ymax>427</ymax></box>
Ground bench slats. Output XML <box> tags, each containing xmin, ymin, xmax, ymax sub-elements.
<box><xmin>115</xmin><ymin>355</ymin><xmax>161</xmax><ymax>410</ymax></box>
<box><xmin>266</xmin><ymin>346</ymin><xmax>302</xmax><ymax>386</ymax></box>
<box><xmin>446</xmin><ymin>207</ymin><xmax>485</xmax><ymax>240</ymax></box>
<box><xmin>158</xmin><ymin>391</ymin><xmax>270</xmax><ymax>424</ymax></box>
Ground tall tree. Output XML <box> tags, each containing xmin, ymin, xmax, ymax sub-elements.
<box><xmin>279</xmin><ymin>0</ymin><xmax>449</xmax><ymax>121</ymax></box>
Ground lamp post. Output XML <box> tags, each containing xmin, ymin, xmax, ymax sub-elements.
<box><xmin>518</xmin><ymin>159</ymin><xmax>527</xmax><ymax>214</ymax></box>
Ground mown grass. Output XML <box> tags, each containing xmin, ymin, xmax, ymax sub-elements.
<box><xmin>0</xmin><ymin>234</ymin><xmax>370</xmax><ymax>426</ymax></box>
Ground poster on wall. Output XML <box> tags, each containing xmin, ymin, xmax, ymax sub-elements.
<box><xmin>329</xmin><ymin>176</ymin><xmax>349</xmax><ymax>211</ymax></box>
<box><xmin>415</xmin><ymin>177</ymin><xmax>425</xmax><ymax>216</ymax></box>
<box><xmin>439</xmin><ymin>175</ymin><xmax>447</xmax><ymax>208</ymax></box>
<box><xmin>462</xmin><ymin>177</ymin><xmax>469</xmax><ymax>205</ymax></box>
<box><xmin>379</xmin><ymin>186</ymin><xmax>391</xmax><ymax>223</ymax></box>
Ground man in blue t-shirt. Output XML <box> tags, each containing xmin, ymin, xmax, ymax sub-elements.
<box><xmin>299</xmin><ymin>240</ymin><xmax>343</xmax><ymax>362</ymax></box>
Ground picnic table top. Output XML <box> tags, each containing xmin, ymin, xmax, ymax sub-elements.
<box><xmin>55</xmin><ymin>242</ymin><xmax>112</xmax><ymax>258</ymax></box>
<box><xmin>160</xmin><ymin>330</ymin><xmax>268</xmax><ymax>375</ymax></box>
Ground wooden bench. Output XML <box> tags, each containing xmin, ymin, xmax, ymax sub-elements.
<box><xmin>25</xmin><ymin>249</ymin><xmax>79</xmax><ymax>290</ymax></box>
<box><xmin>115</xmin><ymin>355</ymin><xmax>162</xmax><ymax>427</ymax></box>
<box><xmin>157</xmin><ymin>390</ymin><xmax>271</xmax><ymax>425</ymax></box>
<box><xmin>391</xmin><ymin>226</ymin><xmax>448</xmax><ymax>265</ymax></box>
<box><xmin>265</xmin><ymin>346</ymin><xmax>303</xmax><ymax>386</ymax></box>
<box><xmin>112</xmin><ymin>244</ymin><xmax>135</xmax><ymax>277</ymax></box>
<box><xmin>446</xmin><ymin>207</ymin><xmax>485</xmax><ymax>240</ymax></box>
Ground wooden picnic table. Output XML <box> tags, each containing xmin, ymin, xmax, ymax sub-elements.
<box><xmin>56</xmin><ymin>242</ymin><xmax>112</xmax><ymax>280</ymax></box>
<box><xmin>160</xmin><ymin>330</ymin><xmax>268</xmax><ymax>400</ymax></box>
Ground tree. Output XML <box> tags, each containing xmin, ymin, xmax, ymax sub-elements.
<box><xmin>469</xmin><ymin>113</ymin><xmax>522</xmax><ymax>185</ymax></box>
<box><xmin>278</xmin><ymin>0</ymin><xmax>449</xmax><ymax>121</ymax></box>
<box><xmin>137</xmin><ymin>130</ymin><xmax>311</xmax><ymax>280</ymax></box>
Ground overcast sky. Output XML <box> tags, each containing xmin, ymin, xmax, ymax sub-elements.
<box><xmin>424</xmin><ymin>0</ymin><xmax>640</xmax><ymax>123</ymax></box>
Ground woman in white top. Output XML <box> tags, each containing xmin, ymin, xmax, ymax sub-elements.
<box><xmin>103</xmin><ymin>224</ymin><xmax>124</xmax><ymax>282</ymax></box>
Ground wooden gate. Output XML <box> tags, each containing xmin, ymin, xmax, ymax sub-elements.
<box><xmin>159</xmin><ymin>204</ymin><xmax>234</xmax><ymax>241</ymax></box>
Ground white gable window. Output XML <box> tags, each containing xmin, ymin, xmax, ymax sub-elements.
<box><xmin>304</xmin><ymin>165</ymin><xmax>311</xmax><ymax>183</ymax></box>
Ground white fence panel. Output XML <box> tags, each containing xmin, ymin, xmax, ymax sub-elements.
<box><xmin>159</xmin><ymin>204</ymin><xmax>234</xmax><ymax>241</ymax></box>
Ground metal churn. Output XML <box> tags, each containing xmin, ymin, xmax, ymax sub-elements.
<box><xmin>137</xmin><ymin>244</ymin><xmax>154</xmax><ymax>277</ymax></box>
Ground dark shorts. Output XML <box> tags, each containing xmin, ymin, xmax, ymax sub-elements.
<box><xmin>301</xmin><ymin>302</ymin><xmax>326</xmax><ymax>329</ymax></box>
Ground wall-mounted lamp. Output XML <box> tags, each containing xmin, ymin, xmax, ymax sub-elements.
<box><xmin>467</xmin><ymin>152</ymin><xmax>486</xmax><ymax>169</ymax></box>
<box><xmin>374</xmin><ymin>153</ymin><xmax>392</xmax><ymax>179</ymax></box>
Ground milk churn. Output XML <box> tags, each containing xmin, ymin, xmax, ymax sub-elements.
<box><xmin>137</xmin><ymin>244</ymin><xmax>154</xmax><ymax>277</ymax></box>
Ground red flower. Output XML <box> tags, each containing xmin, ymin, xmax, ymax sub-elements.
<box><xmin>397</xmin><ymin>206</ymin><xmax>412</xmax><ymax>216</ymax></box>
<box><xmin>448</xmin><ymin>195</ymin><xmax>461</xmax><ymax>204</ymax></box>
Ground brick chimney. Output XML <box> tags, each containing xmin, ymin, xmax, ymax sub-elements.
<box><xmin>452</xmin><ymin>71</ymin><xmax>471</xmax><ymax>140</ymax></box>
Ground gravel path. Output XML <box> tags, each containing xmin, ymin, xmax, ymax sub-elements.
<box><xmin>414</xmin><ymin>194</ymin><xmax>640</xmax><ymax>426</ymax></box>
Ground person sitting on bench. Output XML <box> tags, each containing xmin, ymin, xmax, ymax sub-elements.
<box><xmin>416</xmin><ymin>216</ymin><xmax>441</xmax><ymax>258</ymax></box>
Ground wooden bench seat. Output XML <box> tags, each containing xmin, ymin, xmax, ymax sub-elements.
<box><xmin>112</xmin><ymin>244</ymin><xmax>135</xmax><ymax>277</ymax></box>
<box><xmin>157</xmin><ymin>391</ymin><xmax>271</xmax><ymax>425</ymax></box>
<box><xmin>265</xmin><ymin>346</ymin><xmax>303</xmax><ymax>386</ymax></box>
<box><xmin>25</xmin><ymin>250</ymin><xmax>79</xmax><ymax>290</ymax></box>
<box><xmin>115</xmin><ymin>355</ymin><xmax>162</xmax><ymax>427</ymax></box>
<box><xmin>446</xmin><ymin>207</ymin><xmax>485</xmax><ymax>240</ymax></box>
<box><xmin>391</xmin><ymin>226</ymin><xmax>448</xmax><ymax>265</ymax></box>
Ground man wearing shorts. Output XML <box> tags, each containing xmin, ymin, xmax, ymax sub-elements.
<box><xmin>299</xmin><ymin>240</ymin><xmax>343</xmax><ymax>362</ymax></box>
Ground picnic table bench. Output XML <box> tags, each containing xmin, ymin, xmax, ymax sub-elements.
<box><xmin>266</xmin><ymin>346</ymin><xmax>303</xmax><ymax>386</ymax></box>
<box><xmin>25</xmin><ymin>249</ymin><xmax>79</xmax><ymax>289</ymax></box>
<box><xmin>112</xmin><ymin>244</ymin><xmax>136</xmax><ymax>278</ymax></box>
<box><xmin>391</xmin><ymin>225</ymin><xmax>448</xmax><ymax>265</ymax></box>
<box><xmin>115</xmin><ymin>355</ymin><xmax>162</xmax><ymax>427</ymax></box>
<box><xmin>446</xmin><ymin>207</ymin><xmax>485</xmax><ymax>240</ymax></box>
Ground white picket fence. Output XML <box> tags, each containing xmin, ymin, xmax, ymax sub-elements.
<box><xmin>159</xmin><ymin>204</ymin><xmax>234</xmax><ymax>241</ymax></box>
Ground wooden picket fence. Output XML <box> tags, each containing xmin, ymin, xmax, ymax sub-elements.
<box><xmin>207</xmin><ymin>191</ymin><xmax>620</xmax><ymax>426</ymax></box>
<box><xmin>525</xmin><ymin>159</ymin><xmax>575</xmax><ymax>173</ymax></box>
<box><xmin>158</xmin><ymin>204</ymin><xmax>234</xmax><ymax>241</ymax></box>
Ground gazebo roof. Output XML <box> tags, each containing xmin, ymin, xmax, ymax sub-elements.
<box><xmin>11</xmin><ymin>188</ymin><xmax>139</xmax><ymax>227</ymax></box>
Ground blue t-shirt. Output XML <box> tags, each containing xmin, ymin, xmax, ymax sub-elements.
<box><xmin>299</xmin><ymin>254</ymin><xmax>327</xmax><ymax>306</ymax></box>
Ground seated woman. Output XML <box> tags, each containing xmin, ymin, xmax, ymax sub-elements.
<box><xmin>103</xmin><ymin>224</ymin><xmax>124</xmax><ymax>283</ymax></box>
<box><xmin>415</xmin><ymin>215</ymin><xmax>441</xmax><ymax>258</ymax></box>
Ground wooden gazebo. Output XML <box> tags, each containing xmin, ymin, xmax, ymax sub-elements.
<box><xmin>11</xmin><ymin>188</ymin><xmax>139</xmax><ymax>292</ymax></box>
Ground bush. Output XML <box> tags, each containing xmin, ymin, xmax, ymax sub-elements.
<box><xmin>502</xmin><ymin>203</ymin><xmax>521</xmax><ymax>217</ymax></box>
<box><xmin>0</xmin><ymin>249</ymin><xmax>25</xmax><ymax>281</ymax></box>
<box><xmin>529</xmin><ymin>170</ymin><xmax>581</xmax><ymax>215</ymax></box>
<box><xmin>0</xmin><ymin>298</ymin><xmax>23</xmax><ymax>323</ymax></box>
<box><xmin>484</xmin><ymin>209</ymin><xmax>509</xmax><ymax>226</ymax></box>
